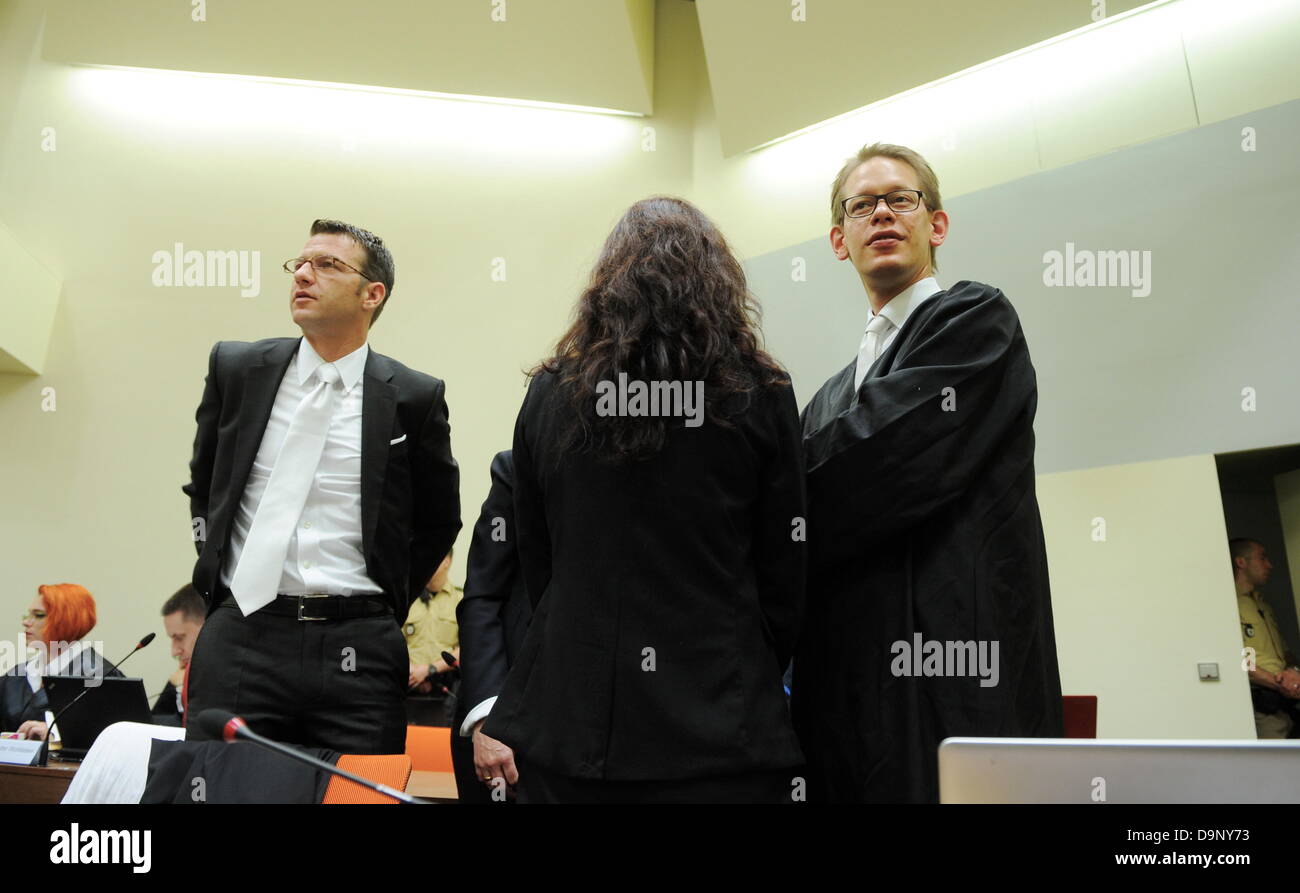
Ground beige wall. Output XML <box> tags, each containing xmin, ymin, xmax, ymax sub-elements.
<box><xmin>0</xmin><ymin>0</ymin><xmax>695</xmax><ymax>688</ymax></box>
<box><xmin>689</xmin><ymin>0</ymin><xmax>1300</xmax><ymax>260</ymax></box>
<box><xmin>1038</xmin><ymin>454</ymin><xmax>1256</xmax><ymax>738</ymax></box>
<box><xmin>0</xmin><ymin>0</ymin><xmax>1291</xmax><ymax>737</ymax></box>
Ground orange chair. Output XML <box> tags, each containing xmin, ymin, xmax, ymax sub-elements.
<box><xmin>405</xmin><ymin>724</ymin><xmax>454</xmax><ymax>772</ymax></box>
<box><xmin>1062</xmin><ymin>695</ymin><xmax>1098</xmax><ymax>738</ymax></box>
<box><xmin>323</xmin><ymin>754</ymin><xmax>413</xmax><ymax>804</ymax></box>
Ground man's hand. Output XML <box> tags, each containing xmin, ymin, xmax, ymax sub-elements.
<box><xmin>18</xmin><ymin>721</ymin><xmax>48</xmax><ymax>741</ymax></box>
<box><xmin>1248</xmin><ymin>667</ymin><xmax>1285</xmax><ymax>691</ymax></box>
<box><xmin>1278</xmin><ymin>668</ymin><xmax>1300</xmax><ymax>699</ymax></box>
<box><xmin>472</xmin><ymin>719</ymin><xmax>518</xmax><ymax>789</ymax></box>
<box><xmin>409</xmin><ymin>663</ymin><xmax>430</xmax><ymax>689</ymax></box>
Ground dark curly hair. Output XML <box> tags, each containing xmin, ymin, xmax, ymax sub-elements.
<box><xmin>536</xmin><ymin>196</ymin><xmax>788</xmax><ymax>462</ymax></box>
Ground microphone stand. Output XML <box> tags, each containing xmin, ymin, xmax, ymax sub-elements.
<box><xmin>202</xmin><ymin>712</ymin><xmax>428</xmax><ymax>805</ymax></box>
<box><xmin>39</xmin><ymin>636</ymin><xmax>154</xmax><ymax>767</ymax></box>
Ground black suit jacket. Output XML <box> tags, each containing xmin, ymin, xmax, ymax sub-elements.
<box><xmin>183</xmin><ymin>337</ymin><xmax>461</xmax><ymax>622</ymax></box>
<box><xmin>483</xmin><ymin>370</ymin><xmax>807</xmax><ymax>781</ymax></box>
<box><xmin>454</xmin><ymin>450</ymin><xmax>531</xmax><ymax>730</ymax></box>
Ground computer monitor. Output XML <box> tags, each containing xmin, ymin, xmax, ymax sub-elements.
<box><xmin>42</xmin><ymin>676</ymin><xmax>153</xmax><ymax>760</ymax></box>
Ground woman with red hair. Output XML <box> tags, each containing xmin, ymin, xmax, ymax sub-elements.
<box><xmin>2</xmin><ymin>584</ymin><xmax>119</xmax><ymax>740</ymax></box>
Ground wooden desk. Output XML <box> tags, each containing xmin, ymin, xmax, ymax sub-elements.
<box><xmin>406</xmin><ymin>770</ymin><xmax>458</xmax><ymax>803</ymax></box>
<box><xmin>0</xmin><ymin>759</ymin><xmax>79</xmax><ymax>804</ymax></box>
<box><xmin>0</xmin><ymin>763</ymin><xmax>457</xmax><ymax>804</ymax></box>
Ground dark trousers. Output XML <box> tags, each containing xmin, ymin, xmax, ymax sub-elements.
<box><xmin>515</xmin><ymin>753</ymin><xmax>801</xmax><ymax>804</ymax></box>
<box><xmin>187</xmin><ymin>595</ymin><xmax>408</xmax><ymax>754</ymax></box>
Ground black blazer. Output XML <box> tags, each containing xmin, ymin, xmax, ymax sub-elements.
<box><xmin>183</xmin><ymin>337</ymin><xmax>461</xmax><ymax>622</ymax></box>
<box><xmin>2</xmin><ymin>647</ymin><xmax>123</xmax><ymax>731</ymax></box>
<box><xmin>453</xmin><ymin>450</ymin><xmax>532</xmax><ymax>730</ymax></box>
<box><xmin>483</xmin><ymin>370</ymin><xmax>807</xmax><ymax>781</ymax></box>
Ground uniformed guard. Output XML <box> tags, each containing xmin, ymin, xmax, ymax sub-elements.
<box><xmin>404</xmin><ymin>549</ymin><xmax>462</xmax><ymax>725</ymax></box>
<box><xmin>1231</xmin><ymin>538</ymin><xmax>1300</xmax><ymax>738</ymax></box>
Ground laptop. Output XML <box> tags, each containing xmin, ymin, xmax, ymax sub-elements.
<box><xmin>939</xmin><ymin>737</ymin><xmax>1300</xmax><ymax>803</ymax></box>
<box><xmin>42</xmin><ymin>676</ymin><xmax>153</xmax><ymax>761</ymax></box>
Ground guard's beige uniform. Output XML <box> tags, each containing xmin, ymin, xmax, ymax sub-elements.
<box><xmin>1238</xmin><ymin>590</ymin><xmax>1294</xmax><ymax>738</ymax></box>
<box><xmin>404</xmin><ymin>584</ymin><xmax>463</xmax><ymax>668</ymax></box>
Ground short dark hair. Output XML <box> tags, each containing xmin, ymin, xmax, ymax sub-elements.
<box><xmin>162</xmin><ymin>584</ymin><xmax>205</xmax><ymax>622</ymax></box>
<box><xmin>1228</xmin><ymin>538</ymin><xmax>1262</xmax><ymax>574</ymax></box>
<box><xmin>309</xmin><ymin>219</ymin><xmax>396</xmax><ymax>328</ymax></box>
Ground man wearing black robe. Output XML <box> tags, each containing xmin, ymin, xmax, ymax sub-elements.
<box><xmin>792</xmin><ymin>143</ymin><xmax>1063</xmax><ymax>803</ymax></box>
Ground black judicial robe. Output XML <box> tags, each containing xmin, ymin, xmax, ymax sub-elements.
<box><xmin>791</xmin><ymin>280</ymin><xmax>1063</xmax><ymax>803</ymax></box>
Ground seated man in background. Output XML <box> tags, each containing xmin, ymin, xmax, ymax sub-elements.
<box><xmin>404</xmin><ymin>549</ymin><xmax>462</xmax><ymax>725</ymax></box>
<box><xmin>152</xmin><ymin>584</ymin><xmax>205</xmax><ymax>726</ymax></box>
<box><xmin>1232</xmin><ymin>537</ymin><xmax>1300</xmax><ymax>738</ymax></box>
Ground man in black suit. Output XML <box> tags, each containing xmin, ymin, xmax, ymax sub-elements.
<box><xmin>183</xmin><ymin>219</ymin><xmax>460</xmax><ymax>754</ymax></box>
<box><xmin>451</xmin><ymin>450</ymin><xmax>532</xmax><ymax>802</ymax></box>
<box><xmin>793</xmin><ymin>144</ymin><xmax>1063</xmax><ymax>802</ymax></box>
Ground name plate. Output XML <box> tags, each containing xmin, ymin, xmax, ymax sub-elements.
<box><xmin>0</xmin><ymin>738</ymin><xmax>44</xmax><ymax>766</ymax></box>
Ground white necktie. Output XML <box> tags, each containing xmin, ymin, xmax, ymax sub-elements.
<box><xmin>230</xmin><ymin>363</ymin><xmax>341</xmax><ymax>616</ymax></box>
<box><xmin>855</xmin><ymin>313</ymin><xmax>894</xmax><ymax>390</ymax></box>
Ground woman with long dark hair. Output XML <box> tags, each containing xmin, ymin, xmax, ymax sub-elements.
<box><xmin>476</xmin><ymin>196</ymin><xmax>806</xmax><ymax>803</ymax></box>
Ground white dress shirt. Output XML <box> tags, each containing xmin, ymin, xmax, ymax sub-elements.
<box><xmin>26</xmin><ymin>639</ymin><xmax>90</xmax><ymax>692</ymax></box>
<box><xmin>461</xmin><ymin>695</ymin><xmax>496</xmax><ymax>738</ymax></box>
<box><xmin>853</xmin><ymin>276</ymin><xmax>943</xmax><ymax>391</ymax></box>
<box><xmin>221</xmin><ymin>338</ymin><xmax>383</xmax><ymax>597</ymax></box>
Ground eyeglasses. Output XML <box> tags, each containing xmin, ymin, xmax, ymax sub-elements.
<box><xmin>282</xmin><ymin>255</ymin><xmax>374</xmax><ymax>280</ymax></box>
<box><xmin>842</xmin><ymin>190</ymin><xmax>925</xmax><ymax>219</ymax></box>
<box><xmin>22</xmin><ymin>610</ymin><xmax>47</xmax><ymax>622</ymax></box>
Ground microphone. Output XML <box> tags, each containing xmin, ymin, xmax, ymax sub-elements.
<box><xmin>434</xmin><ymin>651</ymin><xmax>459</xmax><ymax>702</ymax></box>
<box><xmin>195</xmin><ymin>709</ymin><xmax>428</xmax><ymax>805</ymax></box>
<box><xmin>38</xmin><ymin>633</ymin><xmax>156</xmax><ymax>765</ymax></box>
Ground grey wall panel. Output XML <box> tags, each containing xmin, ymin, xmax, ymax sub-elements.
<box><xmin>748</xmin><ymin>97</ymin><xmax>1300</xmax><ymax>474</ymax></box>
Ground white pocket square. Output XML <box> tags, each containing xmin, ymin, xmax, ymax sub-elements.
<box><xmin>389</xmin><ymin>434</ymin><xmax>407</xmax><ymax>445</ymax></box>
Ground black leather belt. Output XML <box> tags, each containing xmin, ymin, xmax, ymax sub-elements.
<box><xmin>259</xmin><ymin>593</ymin><xmax>391</xmax><ymax>621</ymax></box>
